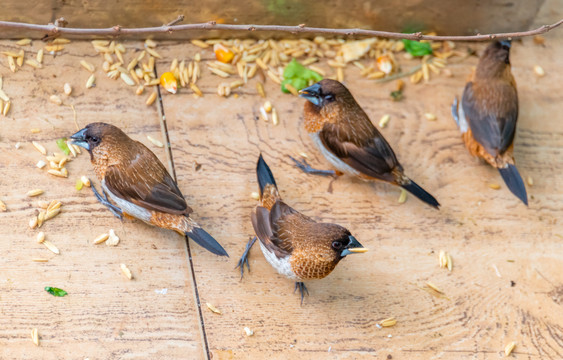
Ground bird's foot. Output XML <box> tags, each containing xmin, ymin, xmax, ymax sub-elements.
<box><xmin>91</xmin><ymin>183</ymin><xmax>123</xmax><ymax>220</ymax></box>
<box><xmin>294</xmin><ymin>281</ymin><xmax>309</xmax><ymax>305</ymax></box>
<box><xmin>235</xmin><ymin>236</ymin><xmax>257</xmax><ymax>280</ymax></box>
<box><xmin>290</xmin><ymin>156</ymin><xmax>336</xmax><ymax>177</ymax></box>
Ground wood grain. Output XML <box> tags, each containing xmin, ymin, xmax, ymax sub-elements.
<box><xmin>0</xmin><ymin>8</ymin><xmax>562</xmax><ymax>359</ymax></box>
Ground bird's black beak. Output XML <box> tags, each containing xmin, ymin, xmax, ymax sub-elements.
<box><xmin>340</xmin><ymin>235</ymin><xmax>368</xmax><ymax>257</ymax></box>
<box><xmin>70</xmin><ymin>128</ymin><xmax>90</xmax><ymax>151</ymax></box>
<box><xmin>299</xmin><ymin>83</ymin><xmax>322</xmax><ymax>106</ymax></box>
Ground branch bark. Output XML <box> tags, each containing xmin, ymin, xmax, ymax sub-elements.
<box><xmin>0</xmin><ymin>18</ymin><xmax>560</xmax><ymax>41</ymax></box>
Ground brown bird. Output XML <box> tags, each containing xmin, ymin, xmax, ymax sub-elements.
<box><xmin>296</xmin><ymin>79</ymin><xmax>440</xmax><ymax>208</ymax></box>
<box><xmin>70</xmin><ymin>122</ymin><xmax>228</xmax><ymax>256</ymax></box>
<box><xmin>452</xmin><ymin>40</ymin><xmax>527</xmax><ymax>205</ymax></box>
<box><xmin>237</xmin><ymin>154</ymin><xmax>367</xmax><ymax>302</ymax></box>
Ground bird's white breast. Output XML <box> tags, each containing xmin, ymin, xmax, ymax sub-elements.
<box><xmin>309</xmin><ymin>132</ymin><xmax>361</xmax><ymax>177</ymax></box>
<box><xmin>101</xmin><ymin>180</ymin><xmax>152</xmax><ymax>222</ymax></box>
<box><xmin>259</xmin><ymin>242</ymin><xmax>298</xmax><ymax>280</ymax></box>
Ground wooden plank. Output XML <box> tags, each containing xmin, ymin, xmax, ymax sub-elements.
<box><xmin>0</xmin><ymin>41</ymin><xmax>203</xmax><ymax>359</ymax></box>
<box><xmin>157</xmin><ymin>31</ymin><xmax>563</xmax><ymax>359</ymax></box>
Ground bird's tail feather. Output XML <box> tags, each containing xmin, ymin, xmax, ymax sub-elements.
<box><xmin>186</xmin><ymin>226</ymin><xmax>229</xmax><ymax>257</ymax></box>
<box><xmin>498</xmin><ymin>164</ymin><xmax>528</xmax><ymax>206</ymax></box>
<box><xmin>401</xmin><ymin>179</ymin><xmax>440</xmax><ymax>209</ymax></box>
<box><xmin>256</xmin><ymin>154</ymin><xmax>277</xmax><ymax>196</ymax></box>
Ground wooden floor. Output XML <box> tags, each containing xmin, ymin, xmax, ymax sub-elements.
<box><xmin>1</xmin><ymin>8</ymin><xmax>562</xmax><ymax>360</ymax></box>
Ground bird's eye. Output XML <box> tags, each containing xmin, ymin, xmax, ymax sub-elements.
<box><xmin>90</xmin><ymin>136</ymin><xmax>100</xmax><ymax>144</ymax></box>
<box><xmin>324</xmin><ymin>94</ymin><xmax>335</xmax><ymax>103</ymax></box>
<box><xmin>331</xmin><ymin>241</ymin><xmax>343</xmax><ymax>250</ymax></box>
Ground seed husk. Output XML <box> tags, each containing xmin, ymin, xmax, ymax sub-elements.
<box><xmin>32</xmin><ymin>141</ymin><xmax>47</xmax><ymax>155</ymax></box>
<box><xmin>426</xmin><ymin>281</ymin><xmax>443</xmax><ymax>294</ymax></box>
<box><xmin>398</xmin><ymin>189</ymin><xmax>407</xmax><ymax>203</ymax></box>
<box><xmin>533</xmin><ymin>65</ymin><xmax>545</xmax><ymax>77</ymax></box>
<box><xmin>29</xmin><ymin>216</ymin><xmax>38</xmax><ymax>229</ymax></box>
<box><xmin>251</xmin><ymin>192</ymin><xmax>260</xmax><ymax>200</ymax></box>
<box><xmin>260</xmin><ymin>107</ymin><xmax>269</xmax><ymax>122</ymax></box>
<box><xmin>31</xmin><ymin>328</ymin><xmax>39</xmax><ymax>346</ymax></box>
<box><xmin>504</xmin><ymin>341</ymin><xmax>516</xmax><ymax>356</ymax></box>
<box><xmin>81</xmin><ymin>176</ymin><xmax>91</xmax><ymax>187</ymax></box>
<box><xmin>206</xmin><ymin>302</ymin><xmax>221</xmax><ymax>314</ymax></box>
<box><xmin>27</xmin><ymin>189</ymin><xmax>44</xmax><ymax>197</ymax></box>
<box><xmin>86</xmin><ymin>74</ymin><xmax>96</xmax><ymax>88</ymax></box>
<box><xmin>271</xmin><ymin>108</ymin><xmax>279</xmax><ymax>126</ymax></box>
<box><xmin>120</xmin><ymin>263</ymin><xmax>133</xmax><ymax>279</ymax></box>
<box><xmin>147</xmin><ymin>135</ymin><xmax>164</xmax><ymax>148</ymax></box>
<box><xmin>146</xmin><ymin>92</ymin><xmax>157</xmax><ymax>105</ymax></box>
<box><xmin>43</xmin><ymin>240</ymin><xmax>60</xmax><ymax>255</ymax></box>
<box><xmin>244</xmin><ymin>327</ymin><xmax>254</xmax><ymax>336</ymax></box>
<box><xmin>93</xmin><ymin>233</ymin><xmax>109</xmax><ymax>245</ymax></box>
<box><xmin>106</xmin><ymin>229</ymin><xmax>120</xmax><ymax>246</ymax></box>
<box><xmin>379</xmin><ymin>114</ymin><xmax>391</xmax><ymax>128</ymax></box>
<box><xmin>527</xmin><ymin>176</ymin><xmax>533</xmax><ymax>186</ymax></box>
<box><xmin>379</xmin><ymin>317</ymin><xmax>397</xmax><ymax>327</ymax></box>
<box><xmin>37</xmin><ymin>232</ymin><xmax>45</xmax><ymax>244</ymax></box>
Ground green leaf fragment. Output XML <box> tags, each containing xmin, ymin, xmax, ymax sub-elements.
<box><xmin>390</xmin><ymin>90</ymin><xmax>403</xmax><ymax>101</ymax></box>
<box><xmin>75</xmin><ymin>179</ymin><xmax>83</xmax><ymax>191</ymax></box>
<box><xmin>402</xmin><ymin>39</ymin><xmax>433</xmax><ymax>57</ymax></box>
<box><xmin>56</xmin><ymin>138</ymin><xmax>70</xmax><ymax>155</ymax></box>
<box><xmin>281</xmin><ymin>59</ymin><xmax>323</xmax><ymax>93</ymax></box>
<box><xmin>45</xmin><ymin>286</ymin><xmax>67</xmax><ymax>297</ymax></box>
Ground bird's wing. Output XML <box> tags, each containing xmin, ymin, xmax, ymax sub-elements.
<box><xmin>251</xmin><ymin>200</ymin><xmax>306</xmax><ymax>258</ymax></box>
<box><xmin>320</xmin><ymin>122</ymin><xmax>400</xmax><ymax>181</ymax></box>
<box><xmin>104</xmin><ymin>143</ymin><xmax>192</xmax><ymax>215</ymax></box>
<box><xmin>461</xmin><ymin>81</ymin><xmax>518</xmax><ymax>155</ymax></box>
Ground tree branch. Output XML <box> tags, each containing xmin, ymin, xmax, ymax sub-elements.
<box><xmin>0</xmin><ymin>18</ymin><xmax>560</xmax><ymax>41</ymax></box>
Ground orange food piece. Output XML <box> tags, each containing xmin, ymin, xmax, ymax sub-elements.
<box><xmin>160</xmin><ymin>72</ymin><xmax>177</xmax><ymax>94</ymax></box>
<box><xmin>214</xmin><ymin>44</ymin><xmax>234</xmax><ymax>63</ymax></box>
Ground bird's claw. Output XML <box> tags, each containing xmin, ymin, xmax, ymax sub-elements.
<box><xmin>91</xmin><ymin>183</ymin><xmax>123</xmax><ymax>220</ymax></box>
<box><xmin>289</xmin><ymin>156</ymin><xmax>336</xmax><ymax>177</ymax></box>
<box><xmin>235</xmin><ymin>237</ymin><xmax>257</xmax><ymax>280</ymax></box>
<box><xmin>294</xmin><ymin>281</ymin><xmax>309</xmax><ymax>305</ymax></box>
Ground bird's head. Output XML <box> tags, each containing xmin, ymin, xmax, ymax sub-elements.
<box><xmin>313</xmin><ymin>224</ymin><xmax>368</xmax><ymax>262</ymax></box>
<box><xmin>70</xmin><ymin>122</ymin><xmax>129</xmax><ymax>159</ymax></box>
<box><xmin>299</xmin><ymin>79</ymin><xmax>355</xmax><ymax>109</ymax></box>
<box><xmin>476</xmin><ymin>40</ymin><xmax>513</xmax><ymax>79</ymax></box>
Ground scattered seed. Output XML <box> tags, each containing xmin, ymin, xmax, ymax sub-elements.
<box><xmin>260</xmin><ymin>107</ymin><xmax>269</xmax><ymax>122</ymax></box>
<box><xmin>190</xmin><ymin>83</ymin><xmax>203</xmax><ymax>97</ymax></box>
<box><xmin>49</xmin><ymin>95</ymin><xmax>62</xmax><ymax>105</ymax></box>
<box><xmin>256</xmin><ymin>82</ymin><xmax>266</xmax><ymax>98</ymax></box>
<box><xmin>31</xmin><ymin>328</ymin><xmax>39</xmax><ymax>346</ymax></box>
<box><xmin>120</xmin><ymin>72</ymin><xmax>136</xmax><ymax>86</ymax></box>
<box><xmin>16</xmin><ymin>38</ymin><xmax>31</xmax><ymax>46</ymax></box>
<box><xmin>533</xmin><ymin>65</ymin><xmax>545</xmax><ymax>77</ymax></box>
<box><xmin>489</xmin><ymin>183</ymin><xmax>501</xmax><ymax>190</ymax></box>
<box><xmin>52</xmin><ymin>38</ymin><xmax>70</xmax><ymax>45</ymax></box>
<box><xmin>29</xmin><ymin>216</ymin><xmax>38</xmax><ymax>229</ymax></box>
<box><xmin>398</xmin><ymin>189</ymin><xmax>407</xmax><ymax>204</ymax></box>
<box><xmin>37</xmin><ymin>211</ymin><xmax>45</xmax><ymax>227</ymax></box>
<box><xmin>44</xmin><ymin>208</ymin><xmax>61</xmax><ymax>221</ymax></box>
<box><xmin>120</xmin><ymin>263</ymin><xmax>133</xmax><ymax>279</ymax></box>
<box><xmin>424</xmin><ymin>113</ymin><xmax>437</xmax><ymax>121</ymax></box>
<box><xmin>2</xmin><ymin>101</ymin><xmax>11</xmax><ymax>116</ymax></box>
<box><xmin>206</xmin><ymin>302</ymin><xmax>221</xmax><ymax>314</ymax></box>
<box><xmin>80</xmin><ymin>60</ymin><xmax>95</xmax><ymax>73</ymax></box>
<box><xmin>27</xmin><ymin>189</ymin><xmax>44</xmax><ymax>197</ymax></box>
<box><xmin>25</xmin><ymin>59</ymin><xmax>42</xmax><ymax>69</ymax></box>
<box><xmin>263</xmin><ymin>101</ymin><xmax>272</xmax><ymax>113</ymax></box>
<box><xmin>8</xmin><ymin>56</ymin><xmax>16</xmax><ymax>72</ymax></box>
<box><xmin>251</xmin><ymin>192</ymin><xmax>260</xmax><ymax>200</ymax></box>
<box><xmin>93</xmin><ymin>233</ymin><xmax>109</xmax><ymax>245</ymax></box>
<box><xmin>146</xmin><ymin>47</ymin><xmax>162</xmax><ymax>59</ymax></box>
<box><xmin>504</xmin><ymin>341</ymin><xmax>516</xmax><ymax>356</ymax></box>
<box><xmin>145</xmin><ymin>39</ymin><xmax>157</xmax><ymax>48</ymax></box>
<box><xmin>191</xmin><ymin>40</ymin><xmax>209</xmax><ymax>48</ymax></box>
<box><xmin>106</xmin><ymin>229</ymin><xmax>120</xmax><ymax>246</ymax></box>
<box><xmin>147</xmin><ymin>135</ymin><xmax>164</xmax><ymax>148</ymax></box>
<box><xmin>446</xmin><ymin>253</ymin><xmax>453</xmax><ymax>271</ymax></box>
<box><xmin>47</xmin><ymin>169</ymin><xmax>67</xmax><ymax>178</ymax></box>
<box><xmin>32</xmin><ymin>258</ymin><xmax>48</xmax><ymax>262</ymax></box>
<box><xmin>0</xmin><ymin>199</ymin><xmax>6</xmax><ymax>212</ymax></box>
<box><xmin>379</xmin><ymin>317</ymin><xmax>397</xmax><ymax>327</ymax></box>
<box><xmin>37</xmin><ymin>232</ymin><xmax>45</xmax><ymax>244</ymax></box>
<box><xmin>86</xmin><ymin>74</ymin><xmax>96</xmax><ymax>88</ymax></box>
<box><xmin>63</xmin><ymin>83</ymin><xmax>72</xmax><ymax>96</ymax></box>
<box><xmin>0</xmin><ymin>88</ymin><xmax>9</xmax><ymax>102</ymax></box>
<box><xmin>135</xmin><ymin>85</ymin><xmax>144</xmax><ymax>95</ymax></box>
<box><xmin>284</xmin><ymin>83</ymin><xmax>299</xmax><ymax>96</ymax></box>
<box><xmin>81</xmin><ymin>176</ymin><xmax>91</xmax><ymax>187</ymax></box>
<box><xmin>43</xmin><ymin>241</ymin><xmax>60</xmax><ymax>255</ymax></box>
<box><xmin>146</xmin><ymin>92</ymin><xmax>157</xmax><ymax>105</ymax></box>
<box><xmin>527</xmin><ymin>176</ymin><xmax>533</xmax><ymax>186</ymax></box>
<box><xmin>379</xmin><ymin>114</ymin><xmax>391</xmax><ymax>128</ymax></box>
<box><xmin>32</xmin><ymin>141</ymin><xmax>46</xmax><ymax>155</ymax></box>
<box><xmin>244</xmin><ymin>327</ymin><xmax>254</xmax><ymax>336</ymax></box>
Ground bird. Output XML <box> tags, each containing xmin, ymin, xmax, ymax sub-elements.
<box><xmin>451</xmin><ymin>40</ymin><xmax>528</xmax><ymax>205</ymax></box>
<box><xmin>297</xmin><ymin>79</ymin><xmax>440</xmax><ymax>209</ymax></box>
<box><xmin>237</xmin><ymin>154</ymin><xmax>367</xmax><ymax>302</ymax></box>
<box><xmin>70</xmin><ymin>122</ymin><xmax>228</xmax><ymax>256</ymax></box>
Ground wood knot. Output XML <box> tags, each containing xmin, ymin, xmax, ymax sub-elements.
<box><xmin>208</xmin><ymin>21</ymin><xmax>217</xmax><ymax>26</ymax></box>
